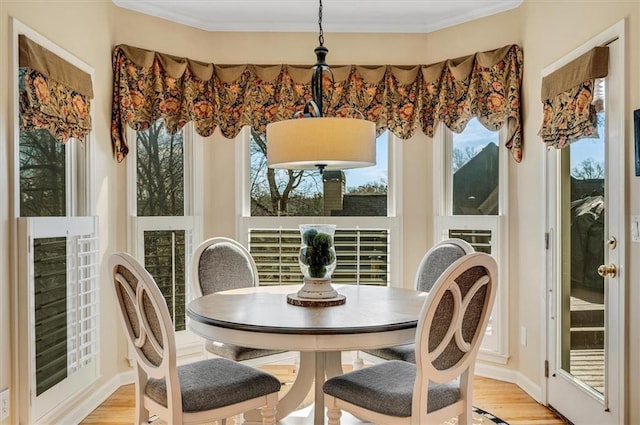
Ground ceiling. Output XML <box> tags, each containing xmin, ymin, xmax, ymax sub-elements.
<box><xmin>111</xmin><ymin>0</ymin><xmax>523</xmax><ymax>34</ymax></box>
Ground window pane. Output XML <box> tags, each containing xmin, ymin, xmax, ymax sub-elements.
<box><xmin>34</xmin><ymin>236</ymin><xmax>67</xmax><ymax>395</ymax></box>
<box><xmin>19</xmin><ymin>68</ymin><xmax>66</xmax><ymax>217</ymax></box>
<box><xmin>20</xmin><ymin>130</ymin><xmax>66</xmax><ymax>217</ymax></box>
<box><xmin>249</xmin><ymin>228</ymin><xmax>389</xmax><ymax>286</ymax></box>
<box><xmin>137</xmin><ymin>120</ymin><xmax>184</xmax><ymax>216</ymax></box>
<box><xmin>250</xmin><ymin>129</ymin><xmax>388</xmax><ymax>216</ymax></box>
<box><xmin>448</xmin><ymin>229</ymin><xmax>492</xmax><ymax>254</ymax></box>
<box><xmin>452</xmin><ymin>119</ymin><xmax>499</xmax><ymax>215</ymax></box>
<box><xmin>143</xmin><ymin>230</ymin><xmax>186</xmax><ymax>331</ymax></box>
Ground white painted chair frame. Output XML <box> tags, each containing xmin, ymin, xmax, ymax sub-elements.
<box><xmin>327</xmin><ymin>252</ymin><xmax>497</xmax><ymax>425</ymax></box>
<box><xmin>110</xmin><ymin>252</ymin><xmax>279</xmax><ymax>425</ymax></box>
<box><xmin>357</xmin><ymin>237</ymin><xmax>475</xmax><ymax>366</ymax></box>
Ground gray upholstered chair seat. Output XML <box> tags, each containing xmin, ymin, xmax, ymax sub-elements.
<box><xmin>205</xmin><ymin>340</ymin><xmax>286</xmax><ymax>362</ymax></box>
<box><xmin>323</xmin><ymin>360</ymin><xmax>460</xmax><ymax>417</ymax></box>
<box><xmin>325</xmin><ymin>253</ymin><xmax>497</xmax><ymax>424</ymax></box>
<box><xmin>146</xmin><ymin>357</ymin><xmax>281</xmax><ymax>412</ymax></box>
<box><xmin>362</xmin><ymin>343</ymin><xmax>415</xmax><ymax>363</ymax></box>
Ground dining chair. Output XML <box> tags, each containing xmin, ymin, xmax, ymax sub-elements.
<box><xmin>109</xmin><ymin>252</ymin><xmax>281</xmax><ymax>425</ymax></box>
<box><xmin>361</xmin><ymin>238</ymin><xmax>474</xmax><ymax>364</ymax></box>
<box><xmin>190</xmin><ymin>237</ymin><xmax>288</xmax><ymax>364</ymax></box>
<box><xmin>324</xmin><ymin>252</ymin><xmax>497</xmax><ymax>425</ymax></box>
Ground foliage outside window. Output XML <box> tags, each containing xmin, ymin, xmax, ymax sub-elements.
<box><xmin>137</xmin><ymin>121</ymin><xmax>184</xmax><ymax>216</ymax></box>
<box><xmin>250</xmin><ymin>130</ymin><xmax>388</xmax><ymax>217</ymax></box>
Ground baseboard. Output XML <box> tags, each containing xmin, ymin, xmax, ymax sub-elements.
<box><xmin>475</xmin><ymin>361</ymin><xmax>518</xmax><ymax>383</ymax></box>
<box><xmin>515</xmin><ymin>371</ymin><xmax>543</xmax><ymax>403</ymax></box>
<box><xmin>475</xmin><ymin>362</ymin><xmax>544</xmax><ymax>403</ymax></box>
<box><xmin>44</xmin><ymin>372</ymin><xmax>134</xmax><ymax>425</ymax></box>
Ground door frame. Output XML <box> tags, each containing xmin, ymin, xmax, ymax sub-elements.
<box><xmin>543</xmin><ymin>19</ymin><xmax>626</xmax><ymax>423</ymax></box>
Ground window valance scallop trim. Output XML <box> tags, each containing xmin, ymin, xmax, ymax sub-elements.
<box><xmin>539</xmin><ymin>46</ymin><xmax>608</xmax><ymax>149</ymax></box>
<box><xmin>19</xmin><ymin>35</ymin><xmax>93</xmax><ymax>143</ymax></box>
<box><xmin>111</xmin><ymin>43</ymin><xmax>523</xmax><ymax>163</ymax></box>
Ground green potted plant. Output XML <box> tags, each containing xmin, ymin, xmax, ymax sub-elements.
<box><xmin>287</xmin><ymin>224</ymin><xmax>345</xmax><ymax>306</ymax></box>
<box><xmin>299</xmin><ymin>226</ymin><xmax>336</xmax><ymax>279</ymax></box>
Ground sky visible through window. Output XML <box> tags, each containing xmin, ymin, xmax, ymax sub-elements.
<box><xmin>569</xmin><ymin>113</ymin><xmax>605</xmax><ymax>173</ymax></box>
<box><xmin>452</xmin><ymin>118</ymin><xmax>498</xmax><ymax>172</ymax></box>
<box><xmin>343</xmin><ymin>132</ymin><xmax>388</xmax><ymax>191</ymax></box>
<box><xmin>453</xmin><ymin>118</ymin><xmax>494</xmax><ymax>151</ymax></box>
<box><xmin>453</xmin><ymin>116</ymin><xmax>605</xmax><ymax>172</ymax></box>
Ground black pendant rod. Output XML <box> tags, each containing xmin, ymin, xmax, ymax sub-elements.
<box><xmin>310</xmin><ymin>0</ymin><xmax>332</xmax><ymax>118</ymax></box>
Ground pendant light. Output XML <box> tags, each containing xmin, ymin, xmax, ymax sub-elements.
<box><xmin>266</xmin><ymin>0</ymin><xmax>376</xmax><ymax>172</ymax></box>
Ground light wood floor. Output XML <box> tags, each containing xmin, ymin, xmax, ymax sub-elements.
<box><xmin>81</xmin><ymin>365</ymin><xmax>566</xmax><ymax>425</ymax></box>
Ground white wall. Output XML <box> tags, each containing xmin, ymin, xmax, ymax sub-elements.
<box><xmin>1</xmin><ymin>0</ymin><xmax>639</xmax><ymax>423</ymax></box>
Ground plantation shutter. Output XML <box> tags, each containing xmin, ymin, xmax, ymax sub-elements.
<box><xmin>249</xmin><ymin>228</ymin><xmax>389</xmax><ymax>286</ymax></box>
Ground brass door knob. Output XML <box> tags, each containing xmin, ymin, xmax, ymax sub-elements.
<box><xmin>597</xmin><ymin>264</ymin><xmax>617</xmax><ymax>278</ymax></box>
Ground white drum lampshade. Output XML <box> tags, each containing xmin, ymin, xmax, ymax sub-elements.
<box><xmin>266</xmin><ymin>117</ymin><xmax>376</xmax><ymax>171</ymax></box>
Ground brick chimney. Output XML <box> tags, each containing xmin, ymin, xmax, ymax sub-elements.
<box><xmin>323</xmin><ymin>171</ymin><xmax>345</xmax><ymax>216</ymax></box>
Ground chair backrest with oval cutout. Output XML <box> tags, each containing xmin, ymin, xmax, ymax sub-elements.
<box><xmin>415</xmin><ymin>252</ymin><xmax>497</xmax><ymax>384</ymax></box>
<box><xmin>109</xmin><ymin>252</ymin><xmax>177</xmax><ymax>379</ymax></box>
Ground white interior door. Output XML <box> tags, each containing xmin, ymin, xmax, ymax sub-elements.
<box><xmin>545</xmin><ymin>24</ymin><xmax>625</xmax><ymax>425</ymax></box>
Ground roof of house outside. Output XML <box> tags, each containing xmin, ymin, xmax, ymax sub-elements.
<box><xmin>453</xmin><ymin>142</ymin><xmax>499</xmax><ymax>215</ymax></box>
<box><xmin>330</xmin><ymin>193</ymin><xmax>387</xmax><ymax>216</ymax></box>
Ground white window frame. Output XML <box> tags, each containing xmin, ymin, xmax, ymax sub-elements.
<box><xmin>125</xmin><ymin>123</ymin><xmax>203</xmax><ymax>354</ymax></box>
<box><xmin>433</xmin><ymin>122</ymin><xmax>510</xmax><ymax>363</ymax></box>
<box><xmin>11</xmin><ymin>18</ymin><xmax>98</xmax><ymax>424</ymax></box>
<box><xmin>236</xmin><ymin>126</ymin><xmax>403</xmax><ymax>287</ymax></box>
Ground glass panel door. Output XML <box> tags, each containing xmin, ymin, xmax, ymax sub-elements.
<box><xmin>559</xmin><ymin>112</ymin><xmax>605</xmax><ymax>393</ymax></box>
<box><xmin>547</xmin><ymin>29</ymin><xmax>625</xmax><ymax>424</ymax></box>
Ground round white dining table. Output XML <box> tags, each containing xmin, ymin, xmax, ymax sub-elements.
<box><xmin>187</xmin><ymin>284</ymin><xmax>427</xmax><ymax>425</ymax></box>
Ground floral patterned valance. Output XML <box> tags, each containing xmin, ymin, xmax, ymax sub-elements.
<box><xmin>111</xmin><ymin>43</ymin><xmax>523</xmax><ymax>163</ymax></box>
<box><xmin>539</xmin><ymin>47</ymin><xmax>608</xmax><ymax>149</ymax></box>
<box><xmin>19</xmin><ymin>35</ymin><xmax>93</xmax><ymax>143</ymax></box>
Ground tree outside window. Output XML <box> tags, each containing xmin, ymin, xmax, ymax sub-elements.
<box><xmin>250</xmin><ymin>129</ymin><xmax>388</xmax><ymax>217</ymax></box>
<box><xmin>135</xmin><ymin>120</ymin><xmax>187</xmax><ymax>330</ymax></box>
